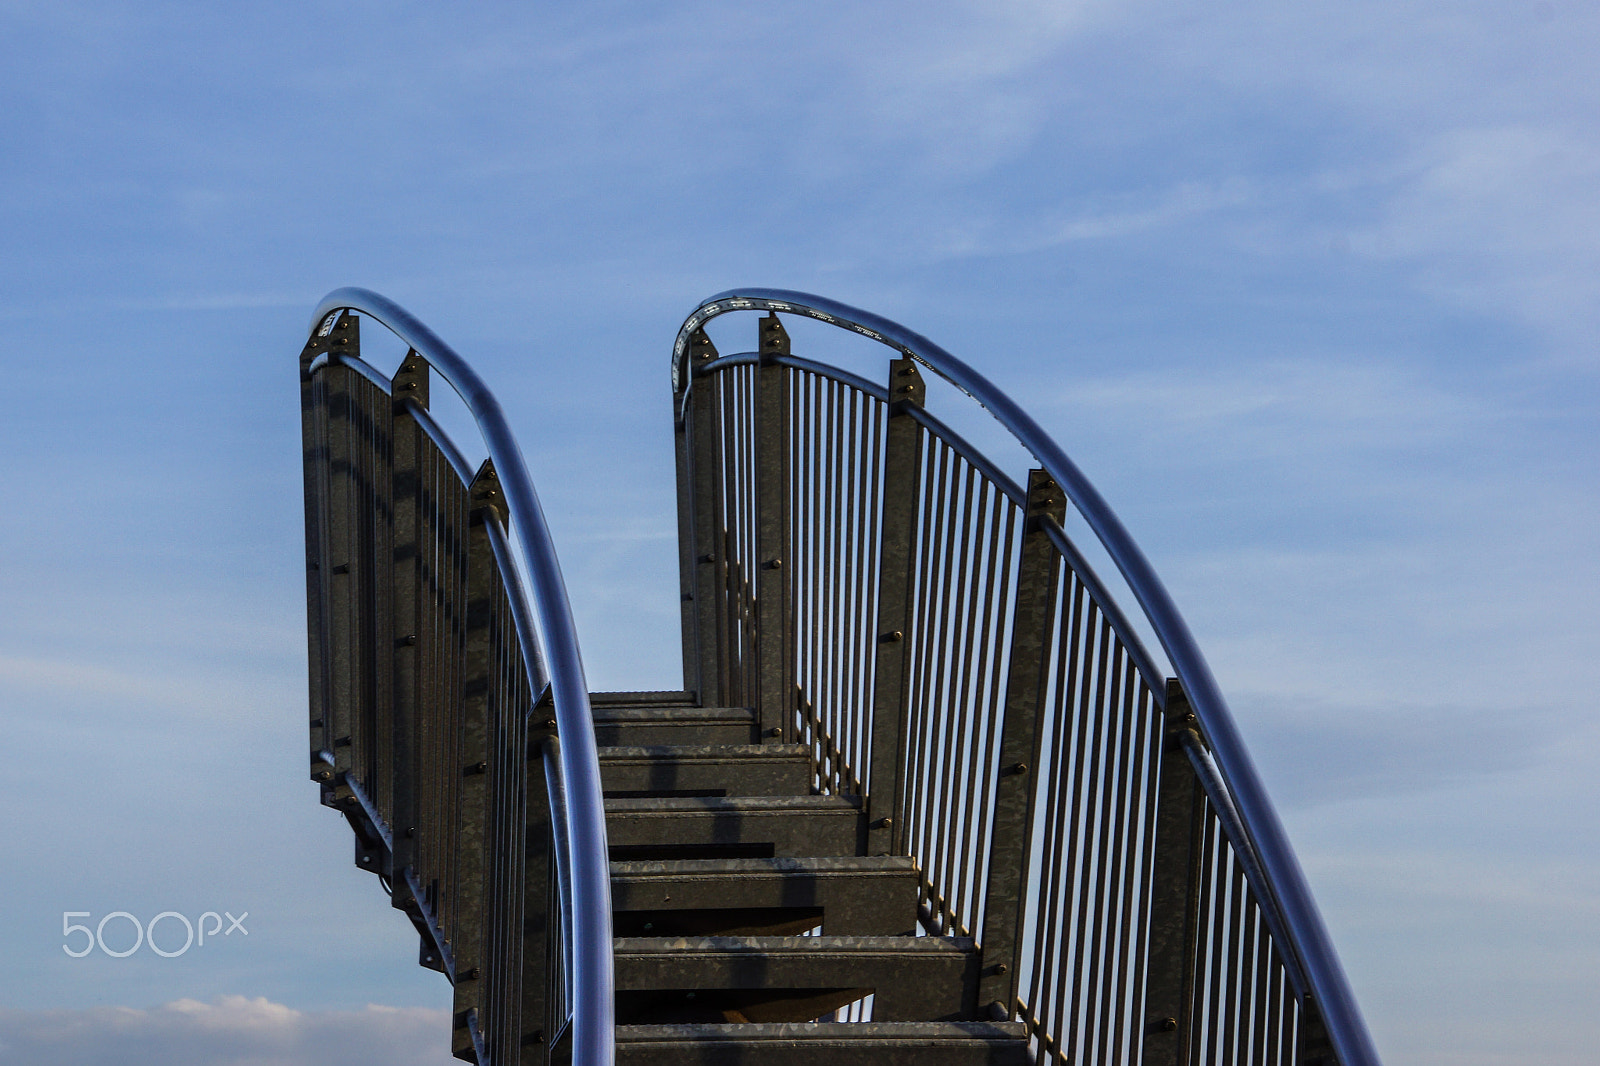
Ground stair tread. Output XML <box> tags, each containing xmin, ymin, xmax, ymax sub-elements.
<box><xmin>594</xmin><ymin>705</ymin><xmax>755</xmax><ymax>722</ymax></box>
<box><xmin>616</xmin><ymin>1021</ymin><xmax>1027</xmax><ymax>1042</ymax></box>
<box><xmin>591</xmin><ymin>690</ymin><xmax>698</xmax><ymax>706</ymax></box>
<box><xmin>599</xmin><ymin>743</ymin><xmax>810</xmax><ymax>761</ymax></box>
<box><xmin>615</xmin><ymin>935</ymin><xmax>974</xmax><ymax>955</ymax></box>
<box><xmin>605</xmin><ymin>795</ymin><xmax>858</xmax><ymax>813</ymax></box>
<box><xmin>614</xmin><ymin>1022</ymin><xmax>1030</xmax><ymax>1065</ymax></box>
<box><xmin>612</xmin><ymin>856</ymin><xmax>913</xmax><ymax>876</ymax></box>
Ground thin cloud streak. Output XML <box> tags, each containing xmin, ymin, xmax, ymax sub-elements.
<box><xmin>0</xmin><ymin>997</ymin><xmax>454</xmax><ymax>1066</ymax></box>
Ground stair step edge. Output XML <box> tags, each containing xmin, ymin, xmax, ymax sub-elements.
<box><xmin>614</xmin><ymin>935</ymin><xmax>975</xmax><ymax>954</ymax></box>
<box><xmin>591</xmin><ymin>690</ymin><xmax>697</xmax><ymax>706</ymax></box>
<box><xmin>616</xmin><ymin>1021</ymin><xmax>1027</xmax><ymax>1042</ymax></box>
<box><xmin>599</xmin><ymin>744</ymin><xmax>810</xmax><ymax>761</ymax></box>
<box><xmin>611</xmin><ymin>856</ymin><xmax>915</xmax><ymax>875</ymax></box>
<box><xmin>605</xmin><ymin>796</ymin><xmax>859</xmax><ymax>813</ymax></box>
<box><xmin>594</xmin><ymin>706</ymin><xmax>756</xmax><ymax>722</ymax></box>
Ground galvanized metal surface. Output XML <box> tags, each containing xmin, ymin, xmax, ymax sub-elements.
<box><xmin>302</xmin><ymin>289</ymin><xmax>614</xmax><ymax>1065</ymax></box>
<box><xmin>300</xmin><ymin>285</ymin><xmax>1375</xmax><ymax>1066</ymax></box>
<box><xmin>672</xmin><ymin>289</ymin><xmax>1380</xmax><ymax>1066</ymax></box>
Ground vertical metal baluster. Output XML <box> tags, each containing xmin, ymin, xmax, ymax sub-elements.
<box><xmin>1052</xmin><ymin>582</ymin><xmax>1094</xmax><ymax>1063</ymax></box>
<box><xmin>927</xmin><ymin>446</ymin><xmax>966</xmax><ymax>928</ymax></box>
<box><xmin>1288</xmin><ymin>979</ymin><xmax>1302</xmax><ymax>1066</ymax></box>
<box><xmin>1083</xmin><ymin>620</ymin><xmax>1126</xmax><ymax>1063</ymax></box>
<box><xmin>956</xmin><ymin>481</ymin><xmax>996</xmax><ymax>930</ymax></box>
<box><xmin>933</xmin><ymin>450</ymin><xmax>972</xmax><ymax>926</ymax></box>
<box><xmin>1191</xmin><ymin>807</ymin><xmax>1218</xmax><ymax>1058</ymax></box>
<box><xmin>970</xmin><ymin>482</ymin><xmax>1013</xmax><ymax>933</ymax></box>
<box><xmin>844</xmin><ymin>384</ymin><xmax>870</xmax><ymax>791</ymax></box>
<box><xmin>859</xmin><ymin>397</ymin><xmax>885</xmax><ymax>787</ymax></box>
<box><xmin>1203</xmin><ymin>829</ymin><xmax>1229</xmax><ymax>1065</ymax></box>
<box><xmin>1126</xmin><ymin>681</ymin><xmax>1164</xmax><ymax>1064</ymax></box>
<box><xmin>794</xmin><ymin>372</ymin><xmax>814</xmax><ymax>777</ymax></box>
<box><xmin>1251</xmin><ymin>895</ymin><xmax>1273</xmax><ymax>1066</ymax></box>
<box><xmin>806</xmin><ymin>376</ymin><xmax>828</xmax><ymax>785</ymax></box>
<box><xmin>970</xmin><ymin>490</ymin><xmax>1019</xmax><ymax>935</ymax></box>
<box><xmin>1067</xmin><ymin>606</ymin><xmax>1112</xmax><ymax>1052</ymax></box>
<box><xmin>1039</xmin><ymin>573</ymin><xmax>1086</xmax><ymax>1060</ymax></box>
<box><xmin>1020</xmin><ymin>562</ymin><xmax>1063</xmax><ymax>1054</ymax></box>
<box><xmin>1264</xmin><ymin>943</ymin><xmax>1284</xmax><ymax>1065</ymax></box>
<box><xmin>913</xmin><ymin>441</ymin><xmax>954</xmax><ymax>919</ymax></box>
<box><xmin>1222</xmin><ymin>842</ymin><xmax>1249</xmax><ymax>1064</ymax></box>
<box><xmin>977</xmin><ymin>469</ymin><xmax>1066</xmax><ymax>1014</ymax></box>
<box><xmin>940</xmin><ymin>464</ymin><xmax>981</xmax><ymax>930</ymax></box>
<box><xmin>1103</xmin><ymin>650</ymin><xmax>1144</xmax><ymax>1065</ymax></box>
<box><xmin>824</xmin><ymin>377</ymin><xmax>845</xmax><ymax>759</ymax></box>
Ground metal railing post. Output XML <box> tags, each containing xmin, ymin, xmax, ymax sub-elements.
<box><xmin>300</xmin><ymin>320</ymin><xmax>337</xmax><ymax>787</ymax></box>
<box><xmin>389</xmin><ymin>351</ymin><xmax>429</xmax><ymax>898</ymax></box>
<box><xmin>1143</xmin><ymin>679</ymin><xmax>1206</xmax><ymax>1065</ymax></box>
<box><xmin>679</xmin><ymin>328</ymin><xmax>725</xmax><ymax>705</ymax></box>
<box><xmin>319</xmin><ymin>315</ymin><xmax>362</xmax><ymax>790</ymax></box>
<box><xmin>452</xmin><ymin>460</ymin><xmax>501</xmax><ymax>1062</ymax></box>
<box><xmin>865</xmin><ymin>357</ymin><xmax>925</xmax><ymax>854</ymax></box>
<box><xmin>978</xmin><ymin>468</ymin><xmax>1065</xmax><ymax>1014</ymax></box>
<box><xmin>521</xmin><ymin>701</ymin><xmax>556</xmax><ymax>1065</ymax></box>
<box><xmin>753</xmin><ymin>314</ymin><xmax>792</xmax><ymax>741</ymax></box>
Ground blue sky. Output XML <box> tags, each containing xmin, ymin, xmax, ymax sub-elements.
<box><xmin>2</xmin><ymin>1</ymin><xmax>1597</xmax><ymax>1063</ymax></box>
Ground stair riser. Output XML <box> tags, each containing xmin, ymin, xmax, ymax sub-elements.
<box><xmin>615</xmin><ymin>1023</ymin><xmax>1030</xmax><ymax>1066</ymax></box>
<box><xmin>612</xmin><ymin>869</ymin><xmax>919</xmax><ymax>937</ymax></box>
<box><xmin>606</xmin><ymin>808</ymin><xmax>861</xmax><ymax>858</ymax></box>
<box><xmin>615</xmin><ymin>950</ymin><xmax>978</xmax><ymax>1022</ymax></box>
<box><xmin>601</xmin><ymin>754</ymin><xmax>813</xmax><ymax>797</ymax></box>
<box><xmin>595</xmin><ymin>722</ymin><xmax>759</xmax><ymax>746</ymax></box>
<box><xmin>615</xmin><ymin>1042</ymin><xmax>1029</xmax><ymax>1065</ymax></box>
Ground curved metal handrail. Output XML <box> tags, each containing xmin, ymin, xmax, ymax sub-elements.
<box><xmin>311</xmin><ymin>287</ymin><xmax>615</xmax><ymax>1066</ymax></box>
<box><xmin>674</xmin><ymin>288</ymin><xmax>1379</xmax><ymax>1066</ymax></box>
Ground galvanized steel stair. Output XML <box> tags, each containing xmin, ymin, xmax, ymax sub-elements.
<box><xmin>299</xmin><ymin>291</ymin><xmax>1381</xmax><ymax>1066</ymax></box>
<box><xmin>591</xmin><ymin>691</ymin><xmax>1029</xmax><ymax>1065</ymax></box>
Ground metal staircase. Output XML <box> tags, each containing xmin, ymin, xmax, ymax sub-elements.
<box><xmin>298</xmin><ymin>288</ymin><xmax>1382</xmax><ymax>1065</ymax></box>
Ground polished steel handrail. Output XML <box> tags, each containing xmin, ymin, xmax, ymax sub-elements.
<box><xmin>674</xmin><ymin>288</ymin><xmax>1379</xmax><ymax>1066</ymax></box>
<box><xmin>311</xmin><ymin>287</ymin><xmax>615</xmax><ymax>1066</ymax></box>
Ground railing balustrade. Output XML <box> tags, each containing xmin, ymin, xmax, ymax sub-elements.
<box><xmin>672</xmin><ymin>289</ymin><xmax>1378</xmax><ymax>1066</ymax></box>
<box><xmin>301</xmin><ymin>289</ymin><xmax>613</xmax><ymax>1066</ymax></box>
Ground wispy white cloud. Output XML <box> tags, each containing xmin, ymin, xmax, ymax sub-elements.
<box><xmin>1354</xmin><ymin>125</ymin><xmax>1600</xmax><ymax>352</ymax></box>
<box><xmin>0</xmin><ymin>997</ymin><xmax>453</xmax><ymax>1066</ymax></box>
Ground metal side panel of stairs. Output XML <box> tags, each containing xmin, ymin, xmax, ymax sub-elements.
<box><xmin>596</xmin><ymin>694</ymin><xmax>1027</xmax><ymax>1063</ymax></box>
